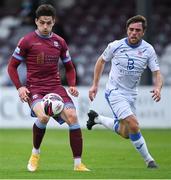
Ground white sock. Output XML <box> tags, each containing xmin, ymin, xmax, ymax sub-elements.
<box><xmin>74</xmin><ymin>157</ymin><xmax>81</xmax><ymax>166</ymax></box>
<box><xmin>32</xmin><ymin>147</ymin><xmax>40</xmax><ymax>154</ymax></box>
<box><xmin>130</xmin><ymin>133</ymin><xmax>154</xmax><ymax>163</ymax></box>
<box><xmin>96</xmin><ymin>115</ymin><xmax>115</xmax><ymax>130</ymax></box>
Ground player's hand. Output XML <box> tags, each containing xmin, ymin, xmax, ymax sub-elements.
<box><xmin>68</xmin><ymin>86</ymin><xmax>79</xmax><ymax>97</ymax></box>
<box><xmin>150</xmin><ymin>88</ymin><xmax>161</xmax><ymax>102</ymax></box>
<box><xmin>18</xmin><ymin>86</ymin><xmax>30</xmax><ymax>103</ymax></box>
<box><xmin>89</xmin><ymin>85</ymin><xmax>98</xmax><ymax>101</ymax></box>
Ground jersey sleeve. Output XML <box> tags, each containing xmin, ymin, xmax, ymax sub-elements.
<box><xmin>101</xmin><ymin>40</ymin><xmax>121</xmax><ymax>62</ymax></box>
<box><xmin>101</xmin><ymin>42</ymin><xmax>114</xmax><ymax>62</ymax></box>
<box><xmin>147</xmin><ymin>46</ymin><xmax>160</xmax><ymax>72</ymax></box>
<box><xmin>12</xmin><ymin>37</ymin><xmax>28</xmax><ymax>61</ymax></box>
<box><xmin>60</xmin><ymin>39</ymin><xmax>71</xmax><ymax>63</ymax></box>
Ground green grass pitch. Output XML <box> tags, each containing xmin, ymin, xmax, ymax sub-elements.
<box><xmin>0</xmin><ymin>128</ymin><xmax>171</xmax><ymax>179</ymax></box>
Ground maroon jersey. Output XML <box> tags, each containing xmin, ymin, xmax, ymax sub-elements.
<box><xmin>12</xmin><ymin>30</ymin><xmax>71</xmax><ymax>94</ymax></box>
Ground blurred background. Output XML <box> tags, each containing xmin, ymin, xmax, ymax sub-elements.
<box><xmin>0</xmin><ymin>0</ymin><xmax>171</xmax><ymax>86</ymax></box>
<box><xmin>0</xmin><ymin>0</ymin><xmax>171</xmax><ymax>128</ymax></box>
<box><xmin>0</xmin><ymin>2</ymin><xmax>171</xmax><ymax>177</ymax></box>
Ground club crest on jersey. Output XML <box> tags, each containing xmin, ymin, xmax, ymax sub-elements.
<box><xmin>138</xmin><ymin>51</ymin><xmax>143</xmax><ymax>56</ymax></box>
<box><xmin>32</xmin><ymin>94</ymin><xmax>39</xmax><ymax>99</ymax></box>
<box><xmin>54</xmin><ymin>41</ymin><xmax>60</xmax><ymax>47</ymax></box>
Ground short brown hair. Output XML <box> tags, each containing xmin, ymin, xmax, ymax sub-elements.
<box><xmin>36</xmin><ymin>4</ymin><xmax>56</xmax><ymax>19</ymax></box>
<box><xmin>126</xmin><ymin>15</ymin><xmax>147</xmax><ymax>31</ymax></box>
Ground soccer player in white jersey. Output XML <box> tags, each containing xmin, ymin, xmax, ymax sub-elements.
<box><xmin>87</xmin><ymin>15</ymin><xmax>162</xmax><ymax>168</ymax></box>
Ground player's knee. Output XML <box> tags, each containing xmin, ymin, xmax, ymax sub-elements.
<box><xmin>125</xmin><ymin>115</ymin><xmax>139</xmax><ymax>132</ymax></box>
<box><xmin>38</xmin><ymin>115</ymin><xmax>49</xmax><ymax>124</ymax></box>
<box><xmin>33</xmin><ymin>102</ymin><xmax>49</xmax><ymax>123</ymax></box>
<box><xmin>66</xmin><ymin>112</ymin><xmax>77</xmax><ymax>124</ymax></box>
<box><xmin>128</xmin><ymin>120</ymin><xmax>139</xmax><ymax>132</ymax></box>
<box><xmin>131</xmin><ymin>125</ymin><xmax>139</xmax><ymax>132</ymax></box>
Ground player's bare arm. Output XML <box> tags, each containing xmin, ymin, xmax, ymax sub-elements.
<box><xmin>151</xmin><ymin>70</ymin><xmax>163</xmax><ymax>102</ymax></box>
<box><xmin>89</xmin><ymin>56</ymin><xmax>105</xmax><ymax>101</ymax></box>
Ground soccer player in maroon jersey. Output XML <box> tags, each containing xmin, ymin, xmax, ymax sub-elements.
<box><xmin>7</xmin><ymin>4</ymin><xmax>89</xmax><ymax>172</ymax></box>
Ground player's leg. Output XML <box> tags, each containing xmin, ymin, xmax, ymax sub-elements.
<box><xmin>87</xmin><ymin>110</ymin><xmax>129</xmax><ymax>138</ymax></box>
<box><xmin>87</xmin><ymin>90</ymin><xmax>158</xmax><ymax>168</ymax></box>
<box><xmin>51</xmin><ymin>87</ymin><xmax>89</xmax><ymax>171</ymax></box>
<box><xmin>87</xmin><ymin>112</ymin><xmax>157</xmax><ymax>168</ymax></box>
<box><xmin>27</xmin><ymin>100</ymin><xmax>50</xmax><ymax>172</ymax></box>
<box><xmin>87</xmin><ymin>110</ymin><xmax>118</xmax><ymax>131</ymax></box>
<box><xmin>60</xmin><ymin>104</ymin><xmax>89</xmax><ymax>171</ymax></box>
<box><xmin>107</xmin><ymin>91</ymin><xmax>158</xmax><ymax>168</ymax></box>
<box><xmin>124</xmin><ymin>115</ymin><xmax>158</xmax><ymax>168</ymax></box>
<box><xmin>87</xmin><ymin>91</ymin><xmax>130</xmax><ymax>136</ymax></box>
<box><xmin>32</xmin><ymin>101</ymin><xmax>50</xmax><ymax>151</ymax></box>
<box><xmin>117</xmin><ymin>120</ymin><xmax>129</xmax><ymax>138</ymax></box>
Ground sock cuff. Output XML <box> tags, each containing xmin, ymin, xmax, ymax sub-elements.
<box><xmin>35</xmin><ymin>119</ymin><xmax>47</xmax><ymax>129</ymax></box>
<box><xmin>129</xmin><ymin>132</ymin><xmax>142</xmax><ymax>141</ymax></box>
<box><xmin>69</xmin><ymin>123</ymin><xmax>80</xmax><ymax>130</ymax></box>
<box><xmin>32</xmin><ymin>147</ymin><xmax>40</xmax><ymax>154</ymax></box>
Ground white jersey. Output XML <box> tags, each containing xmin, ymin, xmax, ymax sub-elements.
<box><xmin>101</xmin><ymin>38</ymin><xmax>160</xmax><ymax>96</ymax></box>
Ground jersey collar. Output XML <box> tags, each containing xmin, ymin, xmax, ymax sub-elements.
<box><xmin>35</xmin><ymin>30</ymin><xmax>53</xmax><ymax>39</ymax></box>
<box><xmin>125</xmin><ymin>38</ymin><xmax>142</xmax><ymax>48</ymax></box>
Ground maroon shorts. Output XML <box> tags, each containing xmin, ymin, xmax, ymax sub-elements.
<box><xmin>27</xmin><ymin>85</ymin><xmax>75</xmax><ymax>117</ymax></box>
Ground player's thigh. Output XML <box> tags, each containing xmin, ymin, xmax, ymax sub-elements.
<box><xmin>107</xmin><ymin>90</ymin><xmax>134</xmax><ymax>120</ymax></box>
<box><xmin>60</xmin><ymin>108</ymin><xmax>78</xmax><ymax>125</ymax></box>
<box><xmin>33</xmin><ymin>102</ymin><xmax>50</xmax><ymax>123</ymax></box>
<box><xmin>52</xmin><ymin>86</ymin><xmax>73</xmax><ymax>104</ymax></box>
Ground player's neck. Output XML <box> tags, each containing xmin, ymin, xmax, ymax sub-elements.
<box><xmin>125</xmin><ymin>38</ymin><xmax>142</xmax><ymax>48</ymax></box>
<box><xmin>35</xmin><ymin>30</ymin><xmax>53</xmax><ymax>39</ymax></box>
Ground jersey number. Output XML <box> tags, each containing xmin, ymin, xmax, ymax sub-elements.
<box><xmin>127</xmin><ymin>58</ymin><xmax>134</xmax><ymax>70</ymax></box>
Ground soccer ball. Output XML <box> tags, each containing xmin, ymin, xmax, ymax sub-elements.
<box><xmin>41</xmin><ymin>93</ymin><xmax>64</xmax><ymax>116</ymax></box>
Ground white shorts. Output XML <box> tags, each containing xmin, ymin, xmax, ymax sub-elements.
<box><xmin>105</xmin><ymin>89</ymin><xmax>136</xmax><ymax>120</ymax></box>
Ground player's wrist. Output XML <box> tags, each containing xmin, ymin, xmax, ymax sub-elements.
<box><xmin>16</xmin><ymin>84</ymin><xmax>23</xmax><ymax>90</ymax></box>
<box><xmin>155</xmin><ymin>85</ymin><xmax>162</xmax><ymax>91</ymax></box>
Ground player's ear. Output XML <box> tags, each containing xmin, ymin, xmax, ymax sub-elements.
<box><xmin>35</xmin><ymin>18</ymin><xmax>38</xmax><ymax>26</ymax></box>
<box><xmin>52</xmin><ymin>18</ymin><xmax>56</xmax><ymax>25</ymax></box>
<box><xmin>142</xmin><ymin>30</ymin><xmax>146</xmax><ymax>36</ymax></box>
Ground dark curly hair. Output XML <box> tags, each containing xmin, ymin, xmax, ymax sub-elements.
<box><xmin>35</xmin><ymin>4</ymin><xmax>56</xmax><ymax>19</ymax></box>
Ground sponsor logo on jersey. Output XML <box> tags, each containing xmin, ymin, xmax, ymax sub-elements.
<box><xmin>37</xmin><ymin>53</ymin><xmax>45</xmax><ymax>64</ymax></box>
<box><xmin>54</xmin><ymin>41</ymin><xmax>60</xmax><ymax>47</ymax></box>
<box><xmin>119</xmin><ymin>69</ymin><xmax>141</xmax><ymax>75</ymax></box>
